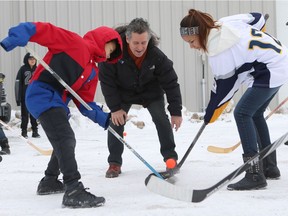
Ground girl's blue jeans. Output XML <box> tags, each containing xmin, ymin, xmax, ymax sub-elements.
<box><xmin>234</xmin><ymin>86</ymin><xmax>280</xmax><ymax>154</ymax></box>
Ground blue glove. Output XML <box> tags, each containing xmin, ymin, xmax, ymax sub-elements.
<box><xmin>79</xmin><ymin>103</ymin><xmax>111</xmax><ymax>130</ymax></box>
<box><xmin>1</xmin><ymin>22</ymin><xmax>36</xmax><ymax>51</ymax></box>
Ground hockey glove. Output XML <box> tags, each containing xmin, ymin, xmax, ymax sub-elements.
<box><xmin>1</xmin><ymin>22</ymin><xmax>36</xmax><ymax>51</ymax></box>
<box><xmin>79</xmin><ymin>103</ymin><xmax>111</xmax><ymax>130</ymax></box>
<box><xmin>204</xmin><ymin>101</ymin><xmax>229</xmax><ymax>124</ymax></box>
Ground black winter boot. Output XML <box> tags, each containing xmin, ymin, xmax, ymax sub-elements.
<box><xmin>37</xmin><ymin>176</ymin><xmax>65</xmax><ymax>195</ymax></box>
<box><xmin>263</xmin><ymin>150</ymin><xmax>280</xmax><ymax>179</ymax></box>
<box><xmin>227</xmin><ymin>154</ymin><xmax>267</xmax><ymax>190</ymax></box>
<box><xmin>62</xmin><ymin>182</ymin><xmax>105</xmax><ymax>208</ymax></box>
<box><xmin>21</xmin><ymin>130</ymin><xmax>28</xmax><ymax>138</ymax></box>
<box><xmin>32</xmin><ymin>129</ymin><xmax>41</xmax><ymax>138</ymax></box>
<box><xmin>0</xmin><ymin>138</ymin><xmax>10</xmax><ymax>155</ymax></box>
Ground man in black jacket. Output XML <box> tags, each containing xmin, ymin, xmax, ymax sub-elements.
<box><xmin>99</xmin><ymin>18</ymin><xmax>183</xmax><ymax>178</ymax></box>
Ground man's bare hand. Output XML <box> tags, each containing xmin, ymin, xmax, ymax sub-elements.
<box><xmin>171</xmin><ymin>116</ymin><xmax>182</xmax><ymax>131</ymax></box>
<box><xmin>111</xmin><ymin>109</ymin><xmax>127</xmax><ymax>126</ymax></box>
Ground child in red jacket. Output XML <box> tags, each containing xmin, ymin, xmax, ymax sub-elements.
<box><xmin>1</xmin><ymin>22</ymin><xmax>122</xmax><ymax>208</ymax></box>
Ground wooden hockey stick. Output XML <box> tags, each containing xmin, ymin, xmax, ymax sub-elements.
<box><xmin>0</xmin><ymin>119</ymin><xmax>52</xmax><ymax>156</ymax></box>
<box><xmin>207</xmin><ymin>96</ymin><xmax>288</xmax><ymax>153</ymax></box>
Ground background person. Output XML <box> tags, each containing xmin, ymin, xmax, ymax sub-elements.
<box><xmin>0</xmin><ymin>127</ymin><xmax>10</xmax><ymax>155</ymax></box>
<box><xmin>15</xmin><ymin>52</ymin><xmax>40</xmax><ymax>138</ymax></box>
<box><xmin>0</xmin><ymin>72</ymin><xmax>11</xmax><ymax>155</ymax></box>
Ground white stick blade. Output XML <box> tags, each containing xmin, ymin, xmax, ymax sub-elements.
<box><xmin>146</xmin><ymin>175</ymin><xmax>193</xmax><ymax>202</ymax></box>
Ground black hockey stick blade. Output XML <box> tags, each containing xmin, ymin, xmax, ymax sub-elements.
<box><xmin>145</xmin><ymin>131</ymin><xmax>288</xmax><ymax>203</ymax></box>
<box><xmin>147</xmin><ymin>167</ymin><xmax>180</xmax><ymax>180</ymax></box>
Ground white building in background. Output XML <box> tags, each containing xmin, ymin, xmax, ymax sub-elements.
<box><xmin>0</xmin><ymin>0</ymin><xmax>286</xmax><ymax>112</ymax></box>
<box><xmin>275</xmin><ymin>0</ymin><xmax>288</xmax><ymax>103</ymax></box>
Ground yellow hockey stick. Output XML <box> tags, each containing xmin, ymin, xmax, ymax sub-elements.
<box><xmin>207</xmin><ymin>96</ymin><xmax>288</xmax><ymax>153</ymax></box>
<box><xmin>0</xmin><ymin>119</ymin><xmax>52</xmax><ymax>156</ymax></box>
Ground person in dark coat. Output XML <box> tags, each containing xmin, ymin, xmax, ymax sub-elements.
<box><xmin>1</xmin><ymin>22</ymin><xmax>122</xmax><ymax>208</ymax></box>
<box><xmin>0</xmin><ymin>127</ymin><xmax>9</xmax><ymax>155</ymax></box>
<box><xmin>15</xmin><ymin>52</ymin><xmax>40</xmax><ymax>138</ymax></box>
<box><xmin>99</xmin><ymin>18</ymin><xmax>183</xmax><ymax>178</ymax></box>
<box><xmin>0</xmin><ymin>73</ymin><xmax>10</xmax><ymax>155</ymax></box>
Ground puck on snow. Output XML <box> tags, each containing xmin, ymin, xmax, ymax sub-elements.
<box><xmin>0</xmin><ymin>155</ymin><xmax>2</xmax><ymax>162</ymax></box>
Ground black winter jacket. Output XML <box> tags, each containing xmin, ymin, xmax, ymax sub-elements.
<box><xmin>15</xmin><ymin>53</ymin><xmax>37</xmax><ymax>106</ymax></box>
<box><xmin>99</xmin><ymin>33</ymin><xmax>182</xmax><ymax>116</ymax></box>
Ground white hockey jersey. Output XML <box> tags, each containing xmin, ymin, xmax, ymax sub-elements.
<box><xmin>204</xmin><ymin>13</ymin><xmax>288</xmax><ymax>123</ymax></box>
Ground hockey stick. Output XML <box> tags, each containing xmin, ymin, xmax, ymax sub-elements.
<box><xmin>149</xmin><ymin>122</ymin><xmax>207</xmax><ymax>179</ymax></box>
<box><xmin>178</xmin><ymin>122</ymin><xmax>207</xmax><ymax>168</ymax></box>
<box><xmin>0</xmin><ymin>119</ymin><xmax>52</xmax><ymax>156</ymax></box>
<box><xmin>145</xmin><ymin>131</ymin><xmax>288</xmax><ymax>203</ymax></box>
<box><xmin>264</xmin><ymin>14</ymin><xmax>269</xmax><ymax>22</ymax></box>
<box><xmin>25</xmin><ymin>46</ymin><xmax>164</xmax><ymax>179</ymax></box>
<box><xmin>207</xmin><ymin>96</ymin><xmax>288</xmax><ymax>153</ymax></box>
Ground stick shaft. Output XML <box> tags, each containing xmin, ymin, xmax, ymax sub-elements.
<box><xmin>178</xmin><ymin>122</ymin><xmax>206</xmax><ymax>168</ymax></box>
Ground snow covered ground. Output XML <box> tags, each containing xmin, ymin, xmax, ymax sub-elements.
<box><xmin>0</xmin><ymin>106</ymin><xmax>288</xmax><ymax>216</ymax></box>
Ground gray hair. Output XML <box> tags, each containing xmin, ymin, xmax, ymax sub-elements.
<box><xmin>125</xmin><ymin>18</ymin><xmax>151</xmax><ymax>39</ymax></box>
<box><xmin>124</xmin><ymin>18</ymin><xmax>160</xmax><ymax>46</ymax></box>
<box><xmin>115</xmin><ymin>18</ymin><xmax>160</xmax><ymax>46</ymax></box>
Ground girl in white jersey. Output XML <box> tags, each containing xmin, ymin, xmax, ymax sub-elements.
<box><xmin>180</xmin><ymin>9</ymin><xmax>288</xmax><ymax>191</ymax></box>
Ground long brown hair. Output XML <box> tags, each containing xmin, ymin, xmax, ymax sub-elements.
<box><xmin>180</xmin><ymin>9</ymin><xmax>220</xmax><ymax>52</ymax></box>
